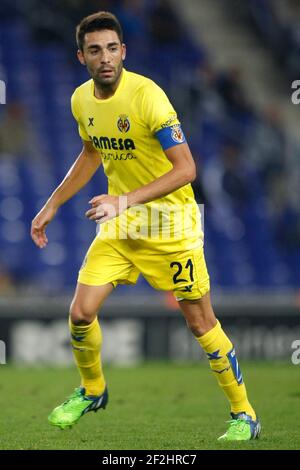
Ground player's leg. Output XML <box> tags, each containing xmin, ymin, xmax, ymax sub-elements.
<box><xmin>178</xmin><ymin>293</ymin><xmax>260</xmax><ymax>440</ymax></box>
<box><xmin>69</xmin><ymin>236</ymin><xmax>138</xmax><ymax>400</ymax></box>
<box><xmin>69</xmin><ymin>282</ymin><xmax>113</xmax><ymax>397</ymax></box>
<box><xmin>48</xmin><ymin>236</ymin><xmax>139</xmax><ymax>429</ymax></box>
<box><xmin>48</xmin><ymin>282</ymin><xmax>112</xmax><ymax>429</ymax></box>
<box><xmin>172</xmin><ymin>244</ymin><xmax>261</xmax><ymax>441</ymax></box>
<box><xmin>138</xmin><ymin>243</ymin><xmax>260</xmax><ymax>440</ymax></box>
<box><xmin>179</xmin><ymin>293</ymin><xmax>256</xmax><ymax>419</ymax></box>
<box><xmin>178</xmin><ymin>290</ymin><xmax>217</xmax><ymax>335</ymax></box>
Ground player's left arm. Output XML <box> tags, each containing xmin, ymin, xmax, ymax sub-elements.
<box><xmin>86</xmin><ymin>142</ymin><xmax>196</xmax><ymax>223</ymax></box>
<box><xmin>127</xmin><ymin>142</ymin><xmax>196</xmax><ymax>205</ymax></box>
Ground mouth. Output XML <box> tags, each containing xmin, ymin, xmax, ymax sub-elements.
<box><xmin>99</xmin><ymin>68</ymin><xmax>114</xmax><ymax>76</ymax></box>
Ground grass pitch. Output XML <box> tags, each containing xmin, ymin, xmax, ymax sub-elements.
<box><xmin>0</xmin><ymin>361</ymin><xmax>299</xmax><ymax>450</ymax></box>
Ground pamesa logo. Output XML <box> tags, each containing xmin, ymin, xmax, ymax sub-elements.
<box><xmin>90</xmin><ymin>135</ymin><xmax>135</xmax><ymax>150</ymax></box>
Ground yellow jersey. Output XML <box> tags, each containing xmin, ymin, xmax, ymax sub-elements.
<box><xmin>71</xmin><ymin>68</ymin><xmax>202</xmax><ymax>248</ymax></box>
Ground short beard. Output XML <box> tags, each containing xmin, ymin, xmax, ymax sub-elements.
<box><xmin>92</xmin><ymin>62</ymin><xmax>123</xmax><ymax>90</ymax></box>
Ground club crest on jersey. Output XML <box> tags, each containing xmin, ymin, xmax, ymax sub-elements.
<box><xmin>117</xmin><ymin>114</ymin><xmax>130</xmax><ymax>133</ymax></box>
<box><xmin>171</xmin><ymin>124</ymin><xmax>184</xmax><ymax>143</ymax></box>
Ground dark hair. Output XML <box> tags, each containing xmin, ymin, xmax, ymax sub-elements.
<box><xmin>76</xmin><ymin>11</ymin><xmax>123</xmax><ymax>51</ymax></box>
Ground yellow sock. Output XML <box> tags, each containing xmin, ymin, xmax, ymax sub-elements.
<box><xmin>196</xmin><ymin>320</ymin><xmax>256</xmax><ymax>420</ymax></box>
<box><xmin>69</xmin><ymin>317</ymin><xmax>106</xmax><ymax>396</ymax></box>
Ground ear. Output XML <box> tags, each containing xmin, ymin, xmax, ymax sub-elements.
<box><xmin>77</xmin><ymin>49</ymin><xmax>86</xmax><ymax>66</ymax></box>
<box><xmin>121</xmin><ymin>43</ymin><xmax>126</xmax><ymax>61</ymax></box>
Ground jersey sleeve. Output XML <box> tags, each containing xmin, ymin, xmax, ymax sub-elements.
<box><xmin>141</xmin><ymin>80</ymin><xmax>186</xmax><ymax>150</ymax></box>
<box><xmin>71</xmin><ymin>90</ymin><xmax>90</xmax><ymax>141</ymax></box>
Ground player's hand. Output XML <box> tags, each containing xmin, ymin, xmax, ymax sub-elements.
<box><xmin>31</xmin><ymin>206</ymin><xmax>57</xmax><ymax>248</ymax></box>
<box><xmin>86</xmin><ymin>194</ymin><xmax>128</xmax><ymax>224</ymax></box>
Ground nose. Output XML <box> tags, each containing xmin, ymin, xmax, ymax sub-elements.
<box><xmin>100</xmin><ymin>49</ymin><xmax>111</xmax><ymax>64</ymax></box>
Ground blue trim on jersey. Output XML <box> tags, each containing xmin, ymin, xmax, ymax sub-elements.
<box><xmin>156</xmin><ymin>125</ymin><xmax>186</xmax><ymax>150</ymax></box>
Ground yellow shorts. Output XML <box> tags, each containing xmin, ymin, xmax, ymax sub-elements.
<box><xmin>78</xmin><ymin>236</ymin><xmax>210</xmax><ymax>301</ymax></box>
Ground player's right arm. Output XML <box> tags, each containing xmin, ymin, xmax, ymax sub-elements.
<box><xmin>31</xmin><ymin>140</ymin><xmax>101</xmax><ymax>248</ymax></box>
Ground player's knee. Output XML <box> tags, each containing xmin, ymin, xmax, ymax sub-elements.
<box><xmin>186</xmin><ymin>320</ymin><xmax>204</xmax><ymax>337</ymax></box>
<box><xmin>69</xmin><ymin>304</ymin><xmax>95</xmax><ymax>325</ymax></box>
<box><xmin>186</xmin><ymin>318</ymin><xmax>216</xmax><ymax>337</ymax></box>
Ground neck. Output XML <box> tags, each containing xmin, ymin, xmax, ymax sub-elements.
<box><xmin>94</xmin><ymin>69</ymin><xmax>123</xmax><ymax>100</ymax></box>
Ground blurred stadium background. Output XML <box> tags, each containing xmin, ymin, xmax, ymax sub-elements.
<box><xmin>0</xmin><ymin>0</ymin><xmax>300</xmax><ymax>368</ymax></box>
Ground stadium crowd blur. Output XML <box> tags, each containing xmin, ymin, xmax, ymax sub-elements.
<box><xmin>0</xmin><ymin>0</ymin><xmax>299</xmax><ymax>294</ymax></box>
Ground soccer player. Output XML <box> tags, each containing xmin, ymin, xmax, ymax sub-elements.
<box><xmin>31</xmin><ymin>11</ymin><xmax>261</xmax><ymax>441</ymax></box>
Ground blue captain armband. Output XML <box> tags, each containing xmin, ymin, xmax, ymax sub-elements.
<box><xmin>156</xmin><ymin>124</ymin><xmax>186</xmax><ymax>150</ymax></box>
